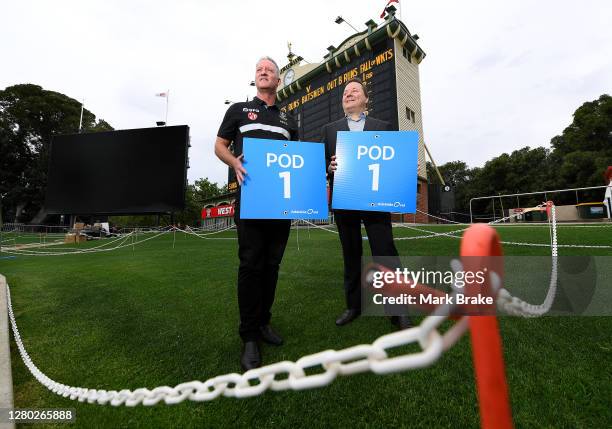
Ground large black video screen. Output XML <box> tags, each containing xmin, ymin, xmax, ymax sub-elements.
<box><xmin>45</xmin><ymin>125</ymin><xmax>189</xmax><ymax>214</ymax></box>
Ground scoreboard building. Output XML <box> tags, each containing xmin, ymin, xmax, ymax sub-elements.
<box><xmin>222</xmin><ymin>8</ymin><xmax>430</xmax><ymax>223</ymax></box>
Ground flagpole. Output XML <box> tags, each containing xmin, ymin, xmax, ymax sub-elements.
<box><xmin>78</xmin><ymin>98</ymin><xmax>84</xmax><ymax>132</ymax></box>
<box><xmin>165</xmin><ymin>89</ymin><xmax>169</xmax><ymax>126</ymax></box>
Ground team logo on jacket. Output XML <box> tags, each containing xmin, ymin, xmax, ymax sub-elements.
<box><xmin>248</xmin><ymin>112</ymin><xmax>258</xmax><ymax>120</ymax></box>
<box><xmin>279</xmin><ymin>111</ymin><xmax>288</xmax><ymax>125</ymax></box>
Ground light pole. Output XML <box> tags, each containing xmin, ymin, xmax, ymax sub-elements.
<box><xmin>335</xmin><ymin>16</ymin><xmax>359</xmax><ymax>33</ymax></box>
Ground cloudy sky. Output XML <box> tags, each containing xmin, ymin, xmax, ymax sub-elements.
<box><xmin>2</xmin><ymin>0</ymin><xmax>611</xmax><ymax>185</ymax></box>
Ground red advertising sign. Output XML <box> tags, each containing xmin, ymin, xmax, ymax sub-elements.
<box><xmin>201</xmin><ymin>205</ymin><xmax>235</xmax><ymax>219</ymax></box>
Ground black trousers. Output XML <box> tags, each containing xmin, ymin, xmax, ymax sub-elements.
<box><xmin>334</xmin><ymin>209</ymin><xmax>401</xmax><ymax>311</ymax></box>
<box><xmin>234</xmin><ymin>212</ymin><xmax>291</xmax><ymax>342</ymax></box>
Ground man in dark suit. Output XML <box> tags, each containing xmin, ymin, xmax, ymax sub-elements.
<box><xmin>321</xmin><ymin>77</ymin><xmax>412</xmax><ymax>329</ymax></box>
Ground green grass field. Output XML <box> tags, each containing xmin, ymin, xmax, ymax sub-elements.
<box><xmin>1</xmin><ymin>224</ymin><xmax>611</xmax><ymax>428</ymax></box>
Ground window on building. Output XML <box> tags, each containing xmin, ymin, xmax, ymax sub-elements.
<box><xmin>402</xmin><ymin>46</ymin><xmax>412</xmax><ymax>63</ymax></box>
<box><xmin>406</xmin><ymin>107</ymin><xmax>416</xmax><ymax>123</ymax></box>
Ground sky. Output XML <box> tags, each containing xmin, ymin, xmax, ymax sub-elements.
<box><xmin>2</xmin><ymin>0</ymin><xmax>611</xmax><ymax>186</ymax></box>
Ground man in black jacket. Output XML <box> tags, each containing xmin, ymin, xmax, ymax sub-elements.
<box><xmin>215</xmin><ymin>57</ymin><xmax>298</xmax><ymax>370</ymax></box>
<box><xmin>321</xmin><ymin>77</ymin><xmax>411</xmax><ymax>329</ymax></box>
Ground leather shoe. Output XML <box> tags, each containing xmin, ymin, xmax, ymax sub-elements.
<box><xmin>390</xmin><ymin>315</ymin><xmax>413</xmax><ymax>330</ymax></box>
<box><xmin>260</xmin><ymin>325</ymin><xmax>283</xmax><ymax>346</ymax></box>
<box><xmin>240</xmin><ymin>341</ymin><xmax>261</xmax><ymax>370</ymax></box>
<box><xmin>335</xmin><ymin>309</ymin><xmax>361</xmax><ymax>326</ymax></box>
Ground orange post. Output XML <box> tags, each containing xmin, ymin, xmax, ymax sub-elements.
<box><xmin>461</xmin><ymin>224</ymin><xmax>513</xmax><ymax>429</ymax></box>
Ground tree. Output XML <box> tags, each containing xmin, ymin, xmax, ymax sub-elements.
<box><xmin>192</xmin><ymin>178</ymin><xmax>228</xmax><ymax>202</ymax></box>
<box><xmin>551</xmin><ymin>94</ymin><xmax>612</xmax><ymax>155</ymax></box>
<box><xmin>432</xmin><ymin>94</ymin><xmax>611</xmax><ymax>216</ymax></box>
<box><xmin>427</xmin><ymin>160</ymin><xmax>472</xmax><ymax>187</ymax></box>
<box><xmin>110</xmin><ymin>178</ymin><xmax>228</xmax><ymax>227</ymax></box>
<box><xmin>175</xmin><ymin>178</ymin><xmax>227</xmax><ymax>226</ymax></box>
<box><xmin>0</xmin><ymin>84</ymin><xmax>113</xmax><ymax>223</ymax></box>
<box><xmin>427</xmin><ymin>160</ymin><xmax>477</xmax><ymax>216</ymax></box>
<box><xmin>549</xmin><ymin>94</ymin><xmax>612</xmax><ymax>201</ymax></box>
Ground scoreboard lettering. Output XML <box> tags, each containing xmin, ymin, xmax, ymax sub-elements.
<box><xmin>283</xmin><ymin>48</ymin><xmax>395</xmax><ymax>114</ymax></box>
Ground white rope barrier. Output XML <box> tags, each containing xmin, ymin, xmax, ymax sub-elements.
<box><xmin>415</xmin><ymin>209</ymin><xmax>465</xmax><ymax>224</ymax></box>
<box><xmin>2</xmin><ymin>232</ymin><xmax>136</xmax><ymax>256</ymax></box>
<box><xmin>301</xmin><ymin>220</ymin><xmax>339</xmax><ymax>234</ymax></box>
<box><xmin>3</xmin><ymin>207</ymin><xmax>609</xmax><ymax>256</ymax></box>
<box><xmin>181</xmin><ymin>225</ymin><xmax>237</xmax><ymax>239</ymax></box>
<box><xmin>1</xmin><ymin>229</ymin><xmax>173</xmax><ymax>257</ymax></box>
<box><xmin>4</xmin><ymin>231</ymin><xmax>135</xmax><ymax>254</ymax></box>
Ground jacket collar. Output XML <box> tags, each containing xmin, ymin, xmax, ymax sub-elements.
<box><xmin>253</xmin><ymin>96</ymin><xmax>278</xmax><ymax>110</ymax></box>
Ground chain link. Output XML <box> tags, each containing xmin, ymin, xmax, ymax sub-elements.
<box><xmin>5</xmin><ymin>278</ymin><xmax>466</xmax><ymax>407</ymax></box>
<box><xmin>496</xmin><ymin>205</ymin><xmax>559</xmax><ymax>316</ymax></box>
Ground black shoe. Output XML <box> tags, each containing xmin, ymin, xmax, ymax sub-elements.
<box><xmin>259</xmin><ymin>325</ymin><xmax>283</xmax><ymax>346</ymax></box>
<box><xmin>240</xmin><ymin>341</ymin><xmax>261</xmax><ymax>371</ymax></box>
<box><xmin>390</xmin><ymin>315</ymin><xmax>413</xmax><ymax>330</ymax></box>
<box><xmin>336</xmin><ymin>309</ymin><xmax>361</xmax><ymax>326</ymax></box>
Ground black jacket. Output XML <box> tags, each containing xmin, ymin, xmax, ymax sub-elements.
<box><xmin>320</xmin><ymin>116</ymin><xmax>392</xmax><ymax>192</ymax></box>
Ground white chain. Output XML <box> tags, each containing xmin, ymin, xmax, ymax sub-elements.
<box><xmin>496</xmin><ymin>205</ymin><xmax>559</xmax><ymax>316</ymax></box>
<box><xmin>5</xmin><ymin>280</ymin><xmax>467</xmax><ymax>406</ymax></box>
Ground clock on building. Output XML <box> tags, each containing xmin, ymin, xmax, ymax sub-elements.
<box><xmin>283</xmin><ymin>68</ymin><xmax>295</xmax><ymax>86</ymax></box>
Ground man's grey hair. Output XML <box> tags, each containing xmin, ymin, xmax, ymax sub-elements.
<box><xmin>256</xmin><ymin>56</ymin><xmax>280</xmax><ymax>78</ymax></box>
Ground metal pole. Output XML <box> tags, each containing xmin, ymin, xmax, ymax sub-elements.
<box><xmin>165</xmin><ymin>90</ymin><xmax>169</xmax><ymax>126</ymax></box>
<box><xmin>423</xmin><ymin>143</ymin><xmax>446</xmax><ymax>186</ymax></box>
<box><xmin>469</xmin><ymin>198</ymin><xmax>474</xmax><ymax>224</ymax></box>
<box><xmin>0</xmin><ymin>196</ymin><xmax>3</xmax><ymax>256</ymax></box>
<box><xmin>492</xmin><ymin>198</ymin><xmax>496</xmax><ymax>222</ymax></box>
<box><xmin>461</xmin><ymin>224</ymin><xmax>513</xmax><ymax>429</ymax></box>
<box><xmin>499</xmin><ymin>196</ymin><xmax>505</xmax><ymax>222</ymax></box>
<box><xmin>78</xmin><ymin>98</ymin><xmax>84</xmax><ymax>132</ymax></box>
<box><xmin>470</xmin><ymin>185</ymin><xmax>606</xmax><ymax>204</ymax></box>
